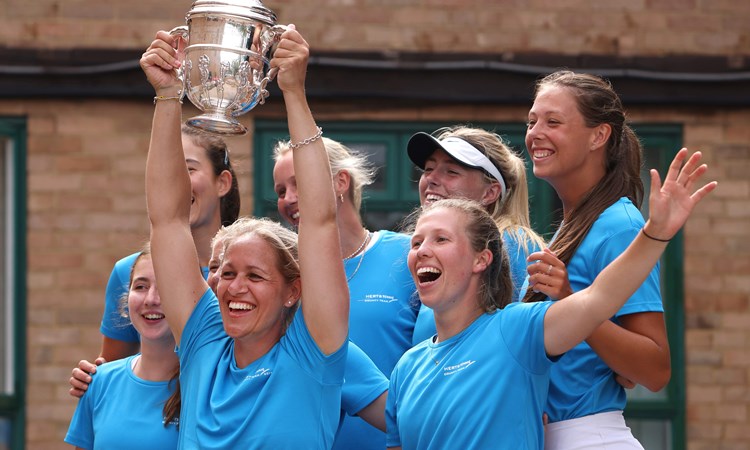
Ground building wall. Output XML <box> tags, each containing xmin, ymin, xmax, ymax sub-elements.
<box><xmin>1</xmin><ymin>1</ymin><xmax>749</xmax><ymax>449</ymax></box>
<box><xmin>2</xmin><ymin>0</ymin><xmax>749</xmax><ymax>57</ymax></box>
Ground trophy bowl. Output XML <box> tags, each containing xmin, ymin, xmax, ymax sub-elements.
<box><xmin>170</xmin><ymin>0</ymin><xmax>285</xmax><ymax>136</ymax></box>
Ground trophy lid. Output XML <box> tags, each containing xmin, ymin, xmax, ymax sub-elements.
<box><xmin>186</xmin><ymin>0</ymin><xmax>278</xmax><ymax>25</ymax></box>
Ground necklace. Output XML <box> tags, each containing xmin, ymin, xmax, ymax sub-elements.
<box><xmin>346</xmin><ymin>232</ymin><xmax>371</xmax><ymax>282</ymax></box>
<box><xmin>430</xmin><ymin>336</ymin><xmax>442</xmax><ymax>366</ymax></box>
<box><xmin>344</xmin><ymin>228</ymin><xmax>370</xmax><ymax>260</ymax></box>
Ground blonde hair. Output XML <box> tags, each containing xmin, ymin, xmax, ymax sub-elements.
<box><xmin>274</xmin><ymin>136</ymin><xmax>376</xmax><ymax>212</ymax></box>
<box><xmin>217</xmin><ymin>217</ymin><xmax>300</xmax><ymax>328</ymax></box>
<box><xmin>432</xmin><ymin>126</ymin><xmax>545</xmax><ymax>252</ymax></box>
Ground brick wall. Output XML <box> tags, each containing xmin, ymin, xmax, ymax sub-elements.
<box><xmin>680</xmin><ymin>110</ymin><xmax>750</xmax><ymax>450</ymax></box>
<box><xmin>2</xmin><ymin>0</ymin><xmax>749</xmax><ymax>56</ymax></box>
<box><xmin>1</xmin><ymin>1</ymin><xmax>749</xmax><ymax>449</ymax></box>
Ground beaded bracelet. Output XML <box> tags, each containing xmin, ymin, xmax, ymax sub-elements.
<box><xmin>289</xmin><ymin>127</ymin><xmax>323</xmax><ymax>150</ymax></box>
<box><xmin>641</xmin><ymin>228</ymin><xmax>671</xmax><ymax>243</ymax></box>
<box><xmin>153</xmin><ymin>95</ymin><xmax>183</xmax><ymax>104</ymax></box>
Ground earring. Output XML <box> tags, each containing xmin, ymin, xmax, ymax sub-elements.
<box><xmin>339</xmin><ymin>194</ymin><xmax>344</xmax><ymax>203</ymax></box>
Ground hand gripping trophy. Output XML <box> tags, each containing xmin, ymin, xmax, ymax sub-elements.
<box><xmin>170</xmin><ymin>0</ymin><xmax>287</xmax><ymax>135</ymax></box>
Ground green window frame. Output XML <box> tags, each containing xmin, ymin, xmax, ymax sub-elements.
<box><xmin>624</xmin><ymin>124</ymin><xmax>686</xmax><ymax>450</ymax></box>
<box><xmin>253</xmin><ymin>120</ymin><xmax>684</xmax><ymax>449</ymax></box>
<box><xmin>0</xmin><ymin>117</ymin><xmax>27</xmax><ymax>450</ymax></box>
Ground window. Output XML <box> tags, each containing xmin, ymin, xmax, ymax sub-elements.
<box><xmin>253</xmin><ymin>120</ymin><xmax>685</xmax><ymax>449</ymax></box>
<box><xmin>0</xmin><ymin>118</ymin><xmax>26</xmax><ymax>450</ymax></box>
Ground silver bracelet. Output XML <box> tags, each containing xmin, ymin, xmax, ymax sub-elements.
<box><xmin>289</xmin><ymin>127</ymin><xmax>323</xmax><ymax>150</ymax></box>
<box><xmin>153</xmin><ymin>95</ymin><xmax>183</xmax><ymax>104</ymax></box>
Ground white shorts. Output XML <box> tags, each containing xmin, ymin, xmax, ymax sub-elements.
<box><xmin>544</xmin><ymin>411</ymin><xmax>644</xmax><ymax>450</ymax></box>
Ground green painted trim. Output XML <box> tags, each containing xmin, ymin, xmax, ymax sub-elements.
<box><xmin>662</xmin><ymin>152</ymin><xmax>686</xmax><ymax>450</ymax></box>
<box><xmin>623</xmin><ymin>125</ymin><xmax>685</xmax><ymax>450</ymax></box>
<box><xmin>0</xmin><ymin>117</ymin><xmax>27</xmax><ymax>450</ymax></box>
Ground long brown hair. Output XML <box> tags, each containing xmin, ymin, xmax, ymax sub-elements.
<box><xmin>524</xmin><ymin>71</ymin><xmax>644</xmax><ymax>303</ymax></box>
<box><xmin>182</xmin><ymin>125</ymin><xmax>240</xmax><ymax>226</ymax></box>
<box><xmin>162</xmin><ymin>369</ymin><xmax>181</xmax><ymax>428</ymax></box>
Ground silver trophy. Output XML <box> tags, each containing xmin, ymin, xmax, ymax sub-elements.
<box><xmin>170</xmin><ymin>0</ymin><xmax>286</xmax><ymax>135</ymax></box>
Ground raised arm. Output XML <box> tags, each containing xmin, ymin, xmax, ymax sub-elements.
<box><xmin>141</xmin><ymin>31</ymin><xmax>208</xmax><ymax>344</ymax></box>
<box><xmin>272</xmin><ymin>26</ymin><xmax>348</xmax><ymax>354</ymax></box>
<box><xmin>544</xmin><ymin>148</ymin><xmax>717</xmax><ymax>356</ymax></box>
<box><xmin>528</xmin><ymin>248</ymin><xmax>670</xmax><ymax>391</ymax></box>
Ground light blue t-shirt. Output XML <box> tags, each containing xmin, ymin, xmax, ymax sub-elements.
<box><xmin>411</xmin><ymin>228</ymin><xmax>541</xmax><ymax>345</ymax></box>
<box><xmin>100</xmin><ymin>253</ymin><xmax>209</xmax><ymax>343</ymax></box>
<box><xmin>334</xmin><ymin>230</ymin><xmax>419</xmax><ymax>450</ymax></box>
<box><xmin>99</xmin><ymin>252</ymin><xmax>141</xmax><ymax>342</ymax></box>
<box><xmin>177</xmin><ymin>288</ymin><xmax>347</xmax><ymax>449</ymax></box>
<box><xmin>546</xmin><ymin>197</ymin><xmax>664</xmax><ymax>423</ymax></box>
<box><xmin>387</xmin><ymin>302</ymin><xmax>555</xmax><ymax>450</ymax></box>
<box><xmin>65</xmin><ymin>355</ymin><xmax>178</xmax><ymax>450</ymax></box>
<box><xmin>338</xmin><ymin>341</ymin><xmax>388</xmax><ymax>436</ymax></box>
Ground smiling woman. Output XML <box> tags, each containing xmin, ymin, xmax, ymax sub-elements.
<box><xmin>387</xmin><ymin>147</ymin><xmax>715</xmax><ymax>449</ymax></box>
<box><xmin>65</xmin><ymin>245</ymin><xmax>181</xmax><ymax>450</ymax></box>
<box><xmin>407</xmin><ymin>126</ymin><xmax>545</xmax><ymax>344</ymax></box>
<box><xmin>142</xmin><ymin>25</ymin><xmax>350</xmax><ymax>449</ymax></box>
<box><xmin>523</xmin><ymin>71</ymin><xmax>675</xmax><ymax>449</ymax></box>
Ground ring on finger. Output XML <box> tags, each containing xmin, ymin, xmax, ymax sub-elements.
<box><xmin>546</xmin><ymin>264</ymin><xmax>553</xmax><ymax>275</ymax></box>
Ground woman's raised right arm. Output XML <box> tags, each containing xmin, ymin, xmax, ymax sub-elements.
<box><xmin>141</xmin><ymin>31</ymin><xmax>208</xmax><ymax>344</ymax></box>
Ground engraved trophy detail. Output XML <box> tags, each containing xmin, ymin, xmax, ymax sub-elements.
<box><xmin>169</xmin><ymin>0</ymin><xmax>286</xmax><ymax>135</ymax></box>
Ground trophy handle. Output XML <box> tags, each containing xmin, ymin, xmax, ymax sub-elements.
<box><xmin>168</xmin><ymin>26</ymin><xmax>189</xmax><ymax>98</ymax></box>
<box><xmin>264</xmin><ymin>24</ymin><xmax>289</xmax><ymax>82</ymax></box>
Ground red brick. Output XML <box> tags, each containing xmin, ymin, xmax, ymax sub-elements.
<box><xmin>27</xmin><ymin>115</ymin><xmax>57</xmax><ymax>135</ymax></box>
<box><xmin>686</xmin><ymin>423</ymin><xmax>723</xmax><ymax>440</ymax></box>
<box><xmin>714</xmin><ymin>367</ymin><xmax>748</xmax><ymax>385</ymax></box>
<box><xmin>55</xmin><ymin>154</ymin><xmax>110</xmax><ymax>172</ymax></box>
<box><xmin>685</xmin><ymin>329</ymin><xmax>714</xmax><ymax>348</ymax></box>
<box><xmin>725</xmin><ymin>424</ymin><xmax>750</xmax><ymax>440</ymax></box>
<box><xmin>723</xmin><ymin>313</ymin><xmax>750</xmax><ymax>330</ymax></box>
<box><xmin>686</xmin><ymin>349</ymin><xmax>723</xmax><ymax>366</ymax></box>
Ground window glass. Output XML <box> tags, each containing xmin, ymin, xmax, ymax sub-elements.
<box><xmin>0</xmin><ymin>118</ymin><xmax>25</xmax><ymax>450</ymax></box>
<box><xmin>346</xmin><ymin>142</ymin><xmax>387</xmax><ymax>192</ymax></box>
<box><xmin>0</xmin><ymin>417</ymin><xmax>9</xmax><ymax>450</ymax></box>
<box><xmin>630</xmin><ymin>418</ymin><xmax>672</xmax><ymax>449</ymax></box>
